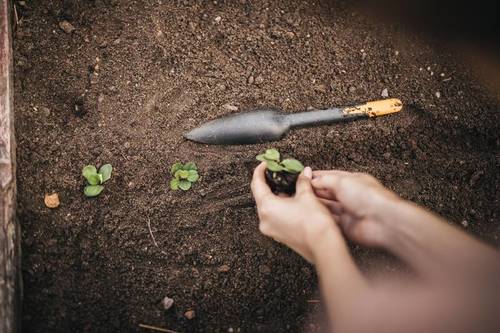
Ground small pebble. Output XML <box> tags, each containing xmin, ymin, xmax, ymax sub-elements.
<box><xmin>41</xmin><ymin>106</ymin><xmax>51</xmax><ymax>117</ymax></box>
<box><xmin>59</xmin><ymin>20</ymin><xmax>75</xmax><ymax>34</ymax></box>
<box><xmin>435</xmin><ymin>91</ymin><xmax>441</xmax><ymax>98</ymax></box>
<box><xmin>314</xmin><ymin>84</ymin><xmax>327</xmax><ymax>93</ymax></box>
<box><xmin>254</xmin><ymin>75</ymin><xmax>264</xmax><ymax>85</ymax></box>
<box><xmin>461</xmin><ymin>220</ymin><xmax>469</xmax><ymax>227</ymax></box>
<box><xmin>162</xmin><ymin>296</ymin><xmax>174</xmax><ymax>310</ymax></box>
<box><xmin>184</xmin><ymin>310</ymin><xmax>196</xmax><ymax>320</ymax></box>
<box><xmin>222</xmin><ymin>104</ymin><xmax>238</xmax><ymax>112</ymax></box>
<box><xmin>247</xmin><ymin>75</ymin><xmax>254</xmax><ymax>84</ymax></box>
<box><xmin>381</xmin><ymin>88</ymin><xmax>389</xmax><ymax>98</ymax></box>
<box><xmin>259</xmin><ymin>264</ymin><xmax>271</xmax><ymax>275</ymax></box>
<box><xmin>218</xmin><ymin>264</ymin><xmax>230</xmax><ymax>273</ymax></box>
<box><xmin>44</xmin><ymin>193</ymin><xmax>60</xmax><ymax>208</ymax></box>
<box><xmin>214</xmin><ymin>16</ymin><xmax>222</xmax><ymax>23</ymax></box>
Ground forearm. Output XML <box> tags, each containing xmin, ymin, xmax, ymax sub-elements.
<box><xmin>312</xmin><ymin>228</ymin><xmax>370</xmax><ymax>330</ymax></box>
<box><xmin>377</xmin><ymin>198</ymin><xmax>500</xmax><ymax>281</ymax></box>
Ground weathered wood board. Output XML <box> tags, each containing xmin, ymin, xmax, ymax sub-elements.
<box><xmin>0</xmin><ymin>0</ymin><xmax>20</xmax><ymax>332</ymax></box>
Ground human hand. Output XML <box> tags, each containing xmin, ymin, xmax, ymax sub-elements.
<box><xmin>311</xmin><ymin>170</ymin><xmax>399</xmax><ymax>248</ymax></box>
<box><xmin>251</xmin><ymin>163</ymin><xmax>338</xmax><ymax>263</ymax></box>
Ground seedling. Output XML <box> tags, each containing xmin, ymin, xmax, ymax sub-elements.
<box><xmin>256</xmin><ymin>148</ymin><xmax>304</xmax><ymax>194</ymax></box>
<box><xmin>170</xmin><ymin>162</ymin><xmax>199</xmax><ymax>191</ymax></box>
<box><xmin>82</xmin><ymin>164</ymin><xmax>113</xmax><ymax>197</ymax></box>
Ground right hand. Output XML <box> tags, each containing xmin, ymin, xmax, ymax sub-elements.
<box><xmin>251</xmin><ymin>163</ymin><xmax>338</xmax><ymax>263</ymax></box>
<box><xmin>311</xmin><ymin>170</ymin><xmax>399</xmax><ymax>247</ymax></box>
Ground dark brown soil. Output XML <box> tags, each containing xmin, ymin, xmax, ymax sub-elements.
<box><xmin>265</xmin><ymin>169</ymin><xmax>300</xmax><ymax>195</ymax></box>
<box><xmin>14</xmin><ymin>0</ymin><xmax>499</xmax><ymax>332</ymax></box>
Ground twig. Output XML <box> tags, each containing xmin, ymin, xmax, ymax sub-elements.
<box><xmin>139</xmin><ymin>323</ymin><xmax>178</xmax><ymax>333</ymax></box>
<box><xmin>13</xmin><ymin>4</ymin><xmax>19</xmax><ymax>28</ymax></box>
<box><xmin>146</xmin><ymin>218</ymin><xmax>168</xmax><ymax>255</ymax></box>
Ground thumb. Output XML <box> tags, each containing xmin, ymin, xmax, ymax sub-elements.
<box><xmin>295</xmin><ymin>167</ymin><xmax>313</xmax><ymax>196</ymax></box>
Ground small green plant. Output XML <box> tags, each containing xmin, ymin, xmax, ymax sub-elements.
<box><xmin>82</xmin><ymin>164</ymin><xmax>113</xmax><ymax>197</ymax></box>
<box><xmin>256</xmin><ymin>148</ymin><xmax>304</xmax><ymax>173</ymax></box>
<box><xmin>256</xmin><ymin>149</ymin><xmax>304</xmax><ymax>194</ymax></box>
<box><xmin>170</xmin><ymin>162</ymin><xmax>199</xmax><ymax>191</ymax></box>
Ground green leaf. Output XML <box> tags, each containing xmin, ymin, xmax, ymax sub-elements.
<box><xmin>266</xmin><ymin>160</ymin><xmax>285</xmax><ymax>172</ymax></box>
<box><xmin>264</xmin><ymin>148</ymin><xmax>280</xmax><ymax>161</ymax></box>
<box><xmin>84</xmin><ymin>185</ymin><xmax>104</xmax><ymax>197</ymax></box>
<box><xmin>98</xmin><ymin>164</ymin><xmax>113</xmax><ymax>183</ymax></box>
<box><xmin>256</xmin><ymin>154</ymin><xmax>267</xmax><ymax>162</ymax></box>
<box><xmin>170</xmin><ymin>178</ymin><xmax>180</xmax><ymax>190</ymax></box>
<box><xmin>183</xmin><ymin>162</ymin><xmax>198</xmax><ymax>171</ymax></box>
<box><xmin>179</xmin><ymin>180</ymin><xmax>192</xmax><ymax>191</ymax></box>
<box><xmin>82</xmin><ymin>165</ymin><xmax>98</xmax><ymax>183</ymax></box>
<box><xmin>170</xmin><ymin>162</ymin><xmax>183</xmax><ymax>175</ymax></box>
<box><xmin>281</xmin><ymin>159</ymin><xmax>304</xmax><ymax>173</ymax></box>
<box><xmin>87</xmin><ymin>173</ymin><xmax>102</xmax><ymax>185</ymax></box>
<box><xmin>175</xmin><ymin>170</ymin><xmax>190</xmax><ymax>179</ymax></box>
<box><xmin>187</xmin><ymin>170</ymin><xmax>199</xmax><ymax>182</ymax></box>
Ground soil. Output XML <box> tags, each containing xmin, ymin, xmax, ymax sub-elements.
<box><xmin>13</xmin><ymin>0</ymin><xmax>500</xmax><ymax>332</ymax></box>
<box><xmin>265</xmin><ymin>169</ymin><xmax>299</xmax><ymax>195</ymax></box>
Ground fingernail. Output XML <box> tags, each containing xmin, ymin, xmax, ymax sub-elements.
<box><xmin>304</xmin><ymin>166</ymin><xmax>312</xmax><ymax>179</ymax></box>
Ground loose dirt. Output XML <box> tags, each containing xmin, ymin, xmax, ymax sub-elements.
<box><xmin>14</xmin><ymin>0</ymin><xmax>499</xmax><ymax>332</ymax></box>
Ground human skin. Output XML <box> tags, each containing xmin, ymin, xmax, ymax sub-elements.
<box><xmin>251</xmin><ymin>162</ymin><xmax>500</xmax><ymax>333</ymax></box>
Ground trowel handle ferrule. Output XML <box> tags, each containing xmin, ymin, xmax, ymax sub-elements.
<box><xmin>285</xmin><ymin>98</ymin><xmax>403</xmax><ymax>128</ymax></box>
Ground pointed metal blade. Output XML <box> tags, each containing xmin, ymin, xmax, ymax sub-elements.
<box><xmin>184</xmin><ymin>109</ymin><xmax>288</xmax><ymax>145</ymax></box>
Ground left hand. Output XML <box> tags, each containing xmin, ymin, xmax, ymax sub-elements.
<box><xmin>251</xmin><ymin>162</ymin><xmax>338</xmax><ymax>263</ymax></box>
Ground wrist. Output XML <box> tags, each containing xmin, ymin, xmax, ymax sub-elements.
<box><xmin>366</xmin><ymin>190</ymin><xmax>405</xmax><ymax>247</ymax></box>
<box><xmin>309</xmin><ymin>222</ymin><xmax>346</xmax><ymax>262</ymax></box>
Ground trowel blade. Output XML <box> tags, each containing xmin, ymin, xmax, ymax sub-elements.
<box><xmin>184</xmin><ymin>109</ymin><xmax>288</xmax><ymax>145</ymax></box>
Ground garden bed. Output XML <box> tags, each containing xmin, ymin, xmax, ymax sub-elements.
<box><xmin>13</xmin><ymin>0</ymin><xmax>499</xmax><ymax>332</ymax></box>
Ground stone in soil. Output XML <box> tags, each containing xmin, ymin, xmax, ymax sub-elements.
<box><xmin>184</xmin><ymin>310</ymin><xmax>196</xmax><ymax>320</ymax></box>
<box><xmin>222</xmin><ymin>104</ymin><xmax>238</xmax><ymax>111</ymax></box>
<box><xmin>44</xmin><ymin>193</ymin><xmax>60</xmax><ymax>208</ymax></box>
<box><xmin>59</xmin><ymin>20</ymin><xmax>75</xmax><ymax>33</ymax></box>
<box><xmin>162</xmin><ymin>296</ymin><xmax>174</xmax><ymax>311</ymax></box>
<box><xmin>259</xmin><ymin>265</ymin><xmax>271</xmax><ymax>275</ymax></box>
<box><xmin>218</xmin><ymin>264</ymin><xmax>230</xmax><ymax>273</ymax></box>
<box><xmin>381</xmin><ymin>88</ymin><xmax>389</xmax><ymax>98</ymax></box>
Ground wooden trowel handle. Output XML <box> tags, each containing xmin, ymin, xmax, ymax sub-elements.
<box><xmin>344</xmin><ymin>98</ymin><xmax>403</xmax><ymax>117</ymax></box>
<box><xmin>286</xmin><ymin>98</ymin><xmax>403</xmax><ymax>128</ymax></box>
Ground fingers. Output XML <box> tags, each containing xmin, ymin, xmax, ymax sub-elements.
<box><xmin>312</xmin><ymin>170</ymin><xmax>352</xmax><ymax>178</ymax></box>
<box><xmin>295</xmin><ymin>166</ymin><xmax>313</xmax><ymax>196</ymax></box>
<box><xmin>319</xmin><ymin>198</ymin><xmax>344</xmax><ymax>215</ymax></box>
<box><xmin>311</xmin><ymin>173</ymin><xmax>342</xmax><ymax>194</ymax></box>
<box><xmin>314</xmin><ymin>188</ymin><xmax>335</xmax><ymax>200</ymax></box>
<box><xmin>251</xmin><ymin>162</ymin><xmax>274</xmax><ymax>204</ymax></box>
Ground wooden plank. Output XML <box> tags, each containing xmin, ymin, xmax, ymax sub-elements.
<box><xmin>0</xmin><ymin>0</ymin><xmax>20</xmax><ymax>332</ymax></box>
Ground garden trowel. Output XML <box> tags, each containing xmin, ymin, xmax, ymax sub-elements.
<box><xmin>185</xmin><ymin>98</ymin><xmax>403</xmax><ymax>145</ymax></box>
